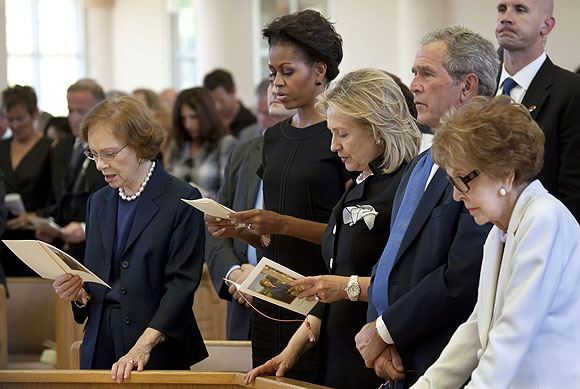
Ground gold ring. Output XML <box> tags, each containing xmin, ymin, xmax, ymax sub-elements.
<box><xmin>247</xmin><ymin>223</ymin><xmax>252</xmax><ymax>230</ymax></box>
<box><xmin>129</xmin><ymin>359</ymin><xmax>135</xmax><ymax>364</ymax></box>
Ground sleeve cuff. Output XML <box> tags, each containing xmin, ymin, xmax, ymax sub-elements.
<box><xmin>225</xmin><ymin>264</ymin><xmax>241</xmax><ymax>283</ymax></box>
<box><xmin>376</xmin><ymin>315</ymin><xmax>394</xmax><ymax>344</ymax></box>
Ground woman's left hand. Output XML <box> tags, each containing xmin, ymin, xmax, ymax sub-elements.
<box><xmin>111</xmin><ymin>327</ymin><xmax>164</xmax><ymax>383</ymax></box>
<box><xmin>111</xmin><ymin>347</ymin><xmax>150</xmax><ymax>383</ymax></box>
<box><xmin>291</xmin><ymin>275</ymin><xmax>348</xmax><ymax>303</ymax></box>
<box><xmin>229</xmin><ymin>209</ymin><xmax>284</xmax><ymax>236</ymax></box>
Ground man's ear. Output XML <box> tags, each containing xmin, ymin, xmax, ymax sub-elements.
<box><xmin>459</xmin><ymin>73</ymin><xmax>479</xmax><ymax>103</ymax></box>
<box><xmin>541</xmin><ymin>15</ymin><xmax>556</xmax><ymax>37</ymax></box>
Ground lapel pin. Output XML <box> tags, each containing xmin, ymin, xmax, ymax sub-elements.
<box><xmin>528</xmin><ymin>105</ymin><xmax>537</xmax><ymax>113</ymax></box>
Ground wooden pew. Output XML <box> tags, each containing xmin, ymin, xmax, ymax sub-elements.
<box><xmin>5</xmin><ymin>277</ymin><xmax>55</xmax><ymax>369</ymax></box>
<box><xmin>0</xmin><ymin>285</ymin><xmax>7</xmax><ymax>369</ymax></box>
<box><xmin>0</xmin><ymin>370</ymin><xmax>331</xmax><ymax>388</ymax></box>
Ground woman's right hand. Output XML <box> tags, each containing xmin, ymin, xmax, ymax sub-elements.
<box><xmin>292</xmin><ymin>275</ymin><xmax>348</xmax><ymax>303</ymax></box>
<box><xmin>53</xmin><ymin>274</ymin><xmax>85</xmax><ymax>303</ymax></box>
<box><xmin>204</xmin><ymin>214</ymin><xmax>241</xmax><ymax>239</ymax></box>
<box><xmin>244</xmin><ymin>348</ymin><xmax>299</xmax><ymax>384</ymax></box>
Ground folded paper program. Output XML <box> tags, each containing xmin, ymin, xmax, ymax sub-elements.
<box><xmin>342</xmin><ymin>205</ymin><xmax>378</xmax><ymax>230</ymax></box>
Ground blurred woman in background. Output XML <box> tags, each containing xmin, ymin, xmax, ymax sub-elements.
<box><xmin>0</xmin><ymin>85</ymin><xmax>52</xmax><ymax>276</ymax></box>
<box><xmin>166</xmin><ymin>87</ymin><xmax>237</xmax><ymax>198</ymax></box>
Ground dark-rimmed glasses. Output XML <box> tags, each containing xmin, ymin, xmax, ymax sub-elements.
<box><xmin>446</xmin><ymin>169</ymin><xmax>480</xmax><ymax>193</ymax></box>
<box><xmin>84</xmin><ymin>144</ymin><xmax>128</xmax><ymax>162</ymax></box>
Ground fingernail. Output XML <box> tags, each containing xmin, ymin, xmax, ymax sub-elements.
<box><xmin>216</xmin><ymin>217</ymin><xmax>221</xmax><ymax>222</ymax></box>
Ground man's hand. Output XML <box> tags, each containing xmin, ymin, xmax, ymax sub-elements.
<box><xmin>373</xmin><ymin>344</ymin><xmax>405</xmax><ymax>382</ymax></box>
<box><xmin>227</xmin><ymin>263</ymin><xmax>255</xmax><ymax>306</ymax></box>
<box><xmin>61</xmin><ymin>222</ymin><xmax>85</xmax><ymax>244</ymax></box>
<box><xmin>355</xmin><ymin>320</ymin><xmax>388</xmax><ymax>368</ymax></box>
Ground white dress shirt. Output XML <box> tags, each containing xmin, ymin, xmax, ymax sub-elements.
<box><xmin>497</xmin><ymin>52</ymin><xmax>546</xmax><ymax>104</ymax></box>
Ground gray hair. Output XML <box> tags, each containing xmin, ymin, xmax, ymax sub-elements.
<box><xmin>421</xmin><ymin>25</ymin><xmax>499</xmax><ymax>97</ymax></box>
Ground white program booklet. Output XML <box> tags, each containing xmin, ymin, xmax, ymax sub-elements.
<box><xmin>2</xmin><ymin>240</ymin><xmax>110</xmax><ymax>288</ymax></box>
<box><xmin>234</xmin><ymin>257</ymin><xmax>318</xmax><ymax>316</ymax></box>
<box><xmin>181</xmin><ymin>198</ymin><xmax>245</xmax><ymax>227</ymax></box>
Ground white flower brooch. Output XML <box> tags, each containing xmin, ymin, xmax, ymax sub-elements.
<box><xmin>342</xmin><ymin>205</ymin><xmax>378</xmax><ymax>230</ymax></box>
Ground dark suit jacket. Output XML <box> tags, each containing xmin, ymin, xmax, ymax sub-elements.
<box><xmin>47</xmin><ymin>134</ymin><xmax>106</xmax><ymax>260</ymax></box>
<box><xmin>206</xmin><ymin>136</ymin><xmax>263</xmax><ymax>340</ymax></box>
<box><xmin>367</xmin><ymin>151</ymin><xmax>491</xmax><ymax>387</ymax></box>
<box><xmin>519</xmin><ymin>57</ymin><xmax>580</xmax><ymax>221</ymax></box>
<box><xmin>73</xmin><ymin>165</ymin><xmax>208</xmax><ymax>369</ymax></box>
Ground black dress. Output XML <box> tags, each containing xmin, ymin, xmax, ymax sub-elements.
<box><xmin>253</xmin><ymin>118</ymin><xmax>349</xmax><ymax>383</ymax></box>
<box><xmin>0</xmin><ymin>136</ymin><xmax>52</xmax><ymax>276</ymax></box>
<box><xmin>316</xmin><ymin>160</ymin><xmax>406</xmax><ymax>389</ymax></box>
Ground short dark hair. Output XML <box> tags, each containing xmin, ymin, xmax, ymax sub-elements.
<box><xmin>2</xmin><ymin>85</ymin><xmax>38</xmax><ymax>115</ymax></box>
<box><xmin>44</xmin><ymin>116</ymin><xmax>71</xmax><ymax>136</ymax></box>
<box><xmin>262</xmin><ymin>9</ymin><xmax>343</xmax><ymax>82</ymax></box>
<box><xmin>172</xmin><ymin>87</ymin><xmax>230</xmax><ymax>150</ymax></box>
<box><xmin>203</xmin><ymin>69</ymin><xmax>235</xmax><ymax>93</ymax></box>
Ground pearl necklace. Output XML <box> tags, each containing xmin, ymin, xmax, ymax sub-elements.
<box><xmin>118</xmin><ymin>161</ymin><xmax>156</xmax><ymax>201</ymax></box>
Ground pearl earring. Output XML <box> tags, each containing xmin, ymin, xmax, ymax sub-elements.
<box><xmin>499</xmin><ymin>187</ymin><xmax>507</xmax><ymax>196</ymax></box>
<box><xmin>375</xmin><ymin>138</ymin><xmax>384</xmax><ymax>146</ymax></box>
<box><xmin>138</xmin><ymin>158</ymin><xmax>144</xmax><ymax>164</ymax></box>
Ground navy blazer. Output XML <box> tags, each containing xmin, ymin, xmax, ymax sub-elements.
<box><xmin>206</xmin><ymin>136</ymin><xmax>263</xmax><ymax>340</ymax></box>
<box><xmin>367</xmin><ymin>151</ymin><xmax>491</xmax><ymax>387</ymax></box>
<box><xmin>73</xmin><ymin>164</ymin><xmax>208</xmax><ymax>369</ymax></box>
<box><xmin>520</xmin><ymin>57</ymin><xmax>580</xmax><ymax>221</ymax></box>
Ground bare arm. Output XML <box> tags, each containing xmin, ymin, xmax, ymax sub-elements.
<box><xmin>244</xmin><ymin>315</ymin><xmax>321</xmax><ymax>384</ymax></box>
<box><xmin>292</xmin><ymin>276</ymin><xmax>371</xmax><ymax>303</ymax></box>
<box><xmin>231</xmin><ymin>209</ymin><xmax>327</xmax><ymax>245</ymax></box>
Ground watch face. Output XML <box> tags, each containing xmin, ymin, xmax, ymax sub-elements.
<box><xmin>347</xmin><ymin>283</ymin><xmax>360</xmax><ymax>297</ymax></box>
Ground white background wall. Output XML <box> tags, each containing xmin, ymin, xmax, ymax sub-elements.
<box><xmin>47</xmin><ymin>0</ymin><xmax>580</xmax><ymax>108</ymax></box>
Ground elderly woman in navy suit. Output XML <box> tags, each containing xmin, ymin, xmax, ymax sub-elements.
<box><xmin>52</xmin><ymin>97</ymin><xmax>207</xmax><ymax>382</ymax></box>
<box><xmin>411</xmin><ymin>96</ymin><xmax>580</xmax><ymax>388</ymax></box>
<box><xmin>246</xmin><ymin>69</ymin><xmax>421</xmax><ymax>388</ymax></box>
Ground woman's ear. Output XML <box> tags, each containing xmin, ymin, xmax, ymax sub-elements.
<box><xmin>314</xmin><ymin>62</ymin><xmax>328</xmax><ymax>85</ymax></box>
<box><xmin>504</xmin><ymin>169</ymin><xmax>516</xmax><ymax>193</ymax></box>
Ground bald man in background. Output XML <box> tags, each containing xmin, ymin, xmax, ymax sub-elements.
<box><xmin>495</xmin><ymin>0</ymin><xmax>580</xmax><ymax>221</ymax></box>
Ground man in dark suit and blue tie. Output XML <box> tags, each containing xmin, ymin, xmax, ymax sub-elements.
<box><xmin>495</xmin><ymin>0</ymin><xmax>580</xmax><ymax>221</ymax></box>
<box><xmin>355</xmin><ymin>26</ymin><xmax>498</xmax><ymax>388</ymax></box>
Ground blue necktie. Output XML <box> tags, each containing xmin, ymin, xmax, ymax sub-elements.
<box><xmin>372</xmin><ymin>150</ymin><xmax>434</xmax><ymax>315</ymax></box>
<box><xmin>501</xmin><ymin>77</ymin><xmax>517</xmax><ymax>96</ymax></box>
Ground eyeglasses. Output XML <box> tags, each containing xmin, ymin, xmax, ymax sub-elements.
<box><xmin>446</xmin><ymin>169</ymin><xmax>480</xmax><ymax>193</ymax></box>
<box><xmin>84</xmin><ymin>144</ymin><xmax>127</xmax><ymax>162</ymax></box>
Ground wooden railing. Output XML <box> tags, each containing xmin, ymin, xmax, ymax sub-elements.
<box><xmin>0</xmin><ymin>370</ymin><xmax>331</xmax><ymax>388</ymax></box>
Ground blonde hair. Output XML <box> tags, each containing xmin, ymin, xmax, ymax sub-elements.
<box><xmin>432</xmin><ymin>95</ymin><xmax>544</xmax><ymax>186</ymax></box>
<box><xmin>80</xmin><ymin>96</ymin><xmax>163</xmax><ymax>160</ymax></box>
<box><xmin>316</xmin><ymin>68</ymin><xmax>421</xmax><ymax>174</ymax></box>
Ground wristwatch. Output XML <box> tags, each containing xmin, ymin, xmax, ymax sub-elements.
<box><xmin>345</xmin><ymin>275</ymin><xmax>361</xmax><ymax>301</ymax></box>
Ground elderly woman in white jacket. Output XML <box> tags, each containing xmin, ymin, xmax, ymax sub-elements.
<box><xmin>411</xmin><ymin>95</ymin><xmax>580</xmax><ymax>388</ymax></box>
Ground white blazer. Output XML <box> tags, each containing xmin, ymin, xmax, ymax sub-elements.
<box><xmin>412</xmin><ymin>180</ymin><xmax>580</xmax><ymax>388</ymax></box>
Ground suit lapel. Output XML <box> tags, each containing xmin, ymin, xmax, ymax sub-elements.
<box><xmin>97</xmin><ymin>188</ymin><xmax>117</xmax><ymax>282</ymax></box>
<box><xmin>244</xmin><ymin>142</ymin><xmax>262</xmax><ymax>209</ymax></box>
<box><xmin>121</xmin><ymin>166</ymin><xmax>164</xmax><ymax>257</ymax></box>
<box><xmin>521</xmin><ymin>57</ymin><xmax>554</xmax><ymax>121</ymax></box>
<box><xmin>395</xmin><ymin>168</ymin><xmax>448</xmax><ymax>262</ymax></box>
